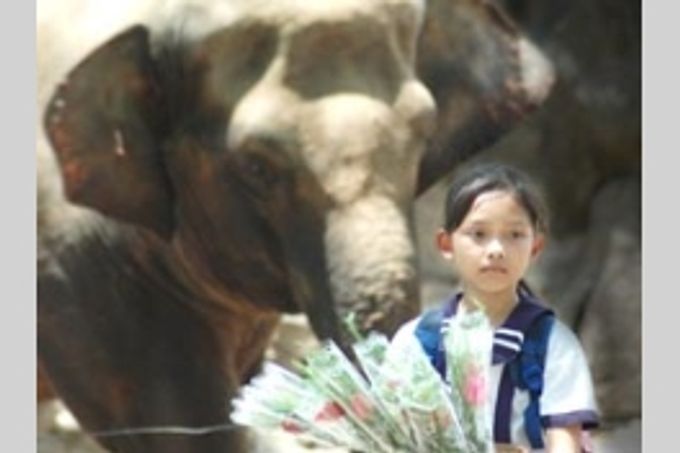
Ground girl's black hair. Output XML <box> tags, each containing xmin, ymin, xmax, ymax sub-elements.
<box><xmin>443</xmin><ymin>162</ymin><xmax>549</xmax><ymax>234</ymax></box>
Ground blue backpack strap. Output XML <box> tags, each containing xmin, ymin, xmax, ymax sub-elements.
<box><xmin>510</xmin><ymin>311</ymin><xmax>555</xmax><ymax>449</ymax></box>
<box><xmin>494</xmin><ymin>365</ymin><xmax>516</xmax><ymax>444</ymax></box>
<box><xmin>414</xmin><ymin>306</ymin><xmax>447</xmax><ymax>377</ymax></box>
<box><xmin>414</xmin><ymin>294</ymin><xmax>461</xmax><ymax>379</ymax></box>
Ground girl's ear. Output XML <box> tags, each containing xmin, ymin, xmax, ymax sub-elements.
<box><xmin>531</xmin><ymin>234</ymin><xmax>545</xmax><ymax>259</ymax></box>
<box><xmin>436</xmin><ymin>229</ymin><xmax>454</xmax><ymax>260</ymax></box>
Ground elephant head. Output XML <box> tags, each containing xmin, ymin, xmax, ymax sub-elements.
<box><xmin>41</xmin><ymin>0</ymin><xmax>554</xmax><ymax>344</ymax></box>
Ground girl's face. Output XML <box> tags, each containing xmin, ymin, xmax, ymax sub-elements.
<box><xmin>437</xmin><ymin>190</ymin><xmax>544</xmax><ymax>298</ymax></box>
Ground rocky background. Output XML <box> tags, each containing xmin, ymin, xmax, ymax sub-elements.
<box><xmin>487</xmin><ymin>0</ymin><xmax>641</xmax><ymax>426</ymax></box>
<box><xmin>414</xmin><ymin>0</ymin><xmax>641</xmax><ymax>444</ymax></box>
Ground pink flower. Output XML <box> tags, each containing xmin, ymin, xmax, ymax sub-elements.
<box><xmin>463</xmin><ymin>364</ymin><xmax>487</xmax><ymax>407</ymax></box>
<box><xmin>281</xmin><ymin>418</ymin><xmax>303</xmax><ymax>433</ymax></box>
<box><xmin>315</xmin><ymin>401</ymin><xmax>345</xmax><ymax>421</ymax></box>
<box><xmin>349</xmin><ymin>393</ymin><xmax>374</xmax><ymax>420</ymax></box>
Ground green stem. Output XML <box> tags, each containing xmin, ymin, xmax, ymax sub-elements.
<box><xmin>343</xmin><ymin>313</ymin><xmax>365</xmax><ymax>342</ymax></box>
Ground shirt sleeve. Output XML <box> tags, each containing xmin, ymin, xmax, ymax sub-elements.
<box><xmin>539</xmin><ymin>319</ymin><xmax>600</xmax><ymax>430</ymax></box>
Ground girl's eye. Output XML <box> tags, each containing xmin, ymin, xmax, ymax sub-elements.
<box><xmin>510</xmin><ymin>231</ymin><xmax>526</xmax><ymax>239</ymax></box>
<box><xmin>470</xmin><ymin>230</ymin><xmax>486</xmax><ymax>239</ymax></box>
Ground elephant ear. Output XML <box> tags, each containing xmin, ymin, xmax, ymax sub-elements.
<box><xmin>416</xmin><ymin>0</ymin><xmax>555</xmax><ymax>194</ymax></box>
<box><xmin>43</xmin><ymin>26</ymin><xmax>174</xmax><ymax>239</ymax></box>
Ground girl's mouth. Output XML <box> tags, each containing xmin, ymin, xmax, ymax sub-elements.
<box><xmin>481</xmin><ymin>266</ymin><xmax>507</xmax><ymax>273</ymax></box>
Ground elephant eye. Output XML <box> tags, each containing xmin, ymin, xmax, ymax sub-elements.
<box><xmin>236</xmin><ymin>153</ymin><xmax>279</xmax><ymax>195</ymax></box>
<box><xmin>247</xmin><ymin>159</ymin><xmax>273</xmax><ymax>182</ymax></box>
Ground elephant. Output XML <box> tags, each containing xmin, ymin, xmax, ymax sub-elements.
<box><xmin>37</xmin><ymin>0</ymin><xmax>554</xmax><ymax>451</ymax></box>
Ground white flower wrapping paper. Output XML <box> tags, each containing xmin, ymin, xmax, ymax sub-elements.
<box><xmin>443</xmin><ymin>307</ymin><xmax>495</xmax><ymax>453</ymax></box>
<box><xmin>230</xmin><ymin>308</ymin><xmax>495</xmax><ymax>453</ymax></box>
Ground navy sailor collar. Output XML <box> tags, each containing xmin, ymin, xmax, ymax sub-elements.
<box><xmin>442</xmin><ymin>291</ymin><xmax>554</xmax><ymax>365</ymax></box>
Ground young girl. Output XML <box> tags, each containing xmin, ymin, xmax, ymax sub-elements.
<box><xmin>391</xmin><ymin>163</ymin><xmax>599</xmax><ymax>452</ymax></box>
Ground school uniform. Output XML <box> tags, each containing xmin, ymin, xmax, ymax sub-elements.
<box><xmin>389</xmin><ymin>292</ymin><xmax>600</xmax><ymax>451</ymax></box>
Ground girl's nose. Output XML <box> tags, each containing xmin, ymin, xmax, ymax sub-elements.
<box><xmin>487</xmin><ymin>239</ymin><xmax>505</xmax><ymax>259</ymax></box>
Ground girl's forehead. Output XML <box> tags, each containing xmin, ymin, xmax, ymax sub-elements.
<box><xmin>464</xmin><ymin>190</ymin><xmax>531</xmax><ymax>223</ymax></box>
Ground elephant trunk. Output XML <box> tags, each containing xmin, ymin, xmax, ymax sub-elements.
<box><xmin>325</xmin><ymin>194</ymin><xmax>421</xmax><ymax>337</ymax></box>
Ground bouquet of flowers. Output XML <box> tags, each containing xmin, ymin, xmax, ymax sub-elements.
<box><xmin>443</xmin><ymin>305</ymin><xmax>495</xmax><ymax>453</ymax></box>
<box><xmin>231</xmin><ymin>308</ymin><xmax>495</xmax><ymax>452</ymax></box>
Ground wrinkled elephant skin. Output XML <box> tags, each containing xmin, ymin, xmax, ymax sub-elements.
<box><xmin>37</xmin><ymin>0</ymin><xmax>553</xmax><ymax>451</ymax></box>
